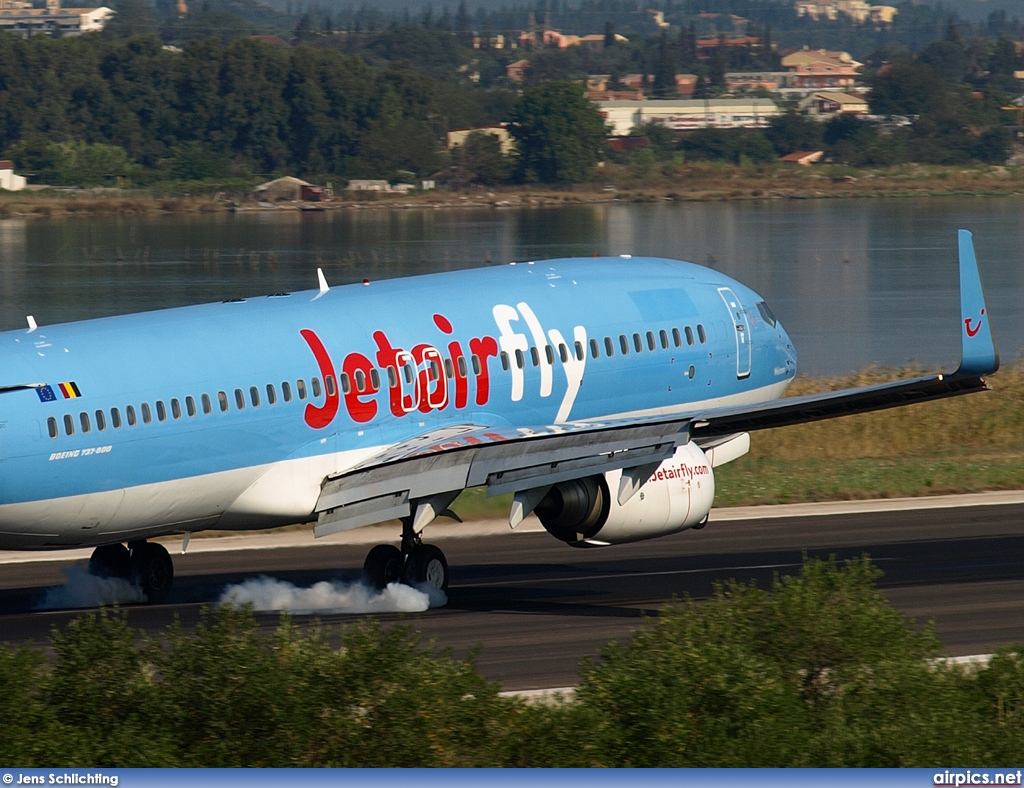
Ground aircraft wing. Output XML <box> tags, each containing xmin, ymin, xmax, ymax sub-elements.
<box><xmin>313</xmin><ymin>230</ymin><xmax>998</xmax><ymax>537</ymax></box>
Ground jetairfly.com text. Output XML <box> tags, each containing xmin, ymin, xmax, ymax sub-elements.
<box><xmin>12</xmin><ymin>775</ymin><xmax>117</xmax><ymax>786</ymax></box>
<box><xmin>935</xmin><ymin>771</ymin><xmax>1023</xmax><ymax>786</ymax></box>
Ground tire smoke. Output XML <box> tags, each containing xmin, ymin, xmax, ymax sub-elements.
<box><xmin>35</xmin><ymin>564</ymin><xmax>147</xmax><ymax>610</ymax></box>
<box><xmin>217</xmin><ymin>576</ymin><xmax>448</xmax><ymax>614</ymax></box>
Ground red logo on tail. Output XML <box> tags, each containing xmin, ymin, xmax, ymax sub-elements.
<box><xmin>965</xmin><ymin>309</ymin><xmax>985</xmax><ymax>338</ymax></box>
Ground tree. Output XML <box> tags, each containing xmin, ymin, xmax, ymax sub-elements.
<box><xmin>509</xmin><ymin>81</ymin><xmax>607</xmax><ymax>183</ymax></box>
<box><xmin>451</xmin><ymin>131</ymin><xmax>513</xmax><ymax>184</ymax></box>
<box><xmin>603</xmin><ymin>20</ymin><xmax>615</xmax><ymax>48</ymax></box>
<box><xmin>766</xmin><ymin>110</ymin><xmax>824</xmax><ymax>155</ymax></box>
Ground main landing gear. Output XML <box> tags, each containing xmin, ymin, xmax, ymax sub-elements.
<box><xmin>88</xmin><ymin>540</ymin><xmax>174</xmax><ymax>603</ymax></box>
<box><xmin>362</xmin><ymin>516</ymin><xmax>450</xmax><ymax>593</ymax></box>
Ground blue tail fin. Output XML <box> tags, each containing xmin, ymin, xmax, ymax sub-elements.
<box><xmin>956</xmin><ymin>229</ymin><xmax>999</xmax><ymax>377</ymax></box>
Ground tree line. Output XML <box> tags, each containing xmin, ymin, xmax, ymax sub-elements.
<box><xmin>2</xmin><ymin>557</ymin><xmax>1024</xmax><ymax>766</ymax></box>
<box><xmin>0</xmin><ymin>33</ymin><xmax>514</xmax><ymax>185</ymax></box>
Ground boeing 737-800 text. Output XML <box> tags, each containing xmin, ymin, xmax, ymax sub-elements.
<box><xmin>0</xmin><ymin>230</ymin><xmax>998</xmax><ymax>602</ymax></box>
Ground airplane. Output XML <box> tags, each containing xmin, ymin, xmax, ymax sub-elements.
<box><xmin>0</xmin><ymin>229</ymin><xmax>998</xmax><ymax>603</ymax></box>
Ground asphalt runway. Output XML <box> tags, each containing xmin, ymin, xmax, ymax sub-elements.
<box><xmin>2</xmin><ymin>501</ymin><xmax>1024</xmax><ymax>691</ymax></box>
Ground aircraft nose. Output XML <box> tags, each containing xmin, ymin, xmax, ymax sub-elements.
<box><xmin>778</xmin><ymin>320</ymin><xmax>798</xmax><ymax>373</ymax></box>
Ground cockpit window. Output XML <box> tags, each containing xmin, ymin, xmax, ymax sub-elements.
<box><xmin>756</xmin><ymin>300</ymin><xmax>777</xmax><ymax>328</ymax></box>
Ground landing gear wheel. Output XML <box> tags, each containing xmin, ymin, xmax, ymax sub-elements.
<box><xmin>129</xmin><ymin>542</ymin><xmax>174</xmax><ymax>603</ymax></box>
<box><xmin>692</xmin><ymin>514</ymin><xmax>709</xmax><ymax>531</ymax></box>
<box><xmin>88</xmin><ymin>543</ymin><xmax>131</xmax><ymax>579</ymax></box>
<box><xmin>363</xmin><ymin>544</ymin><xmax>404</xmax><ymax>589</ymax></box>
<box><xmin>404</xmin><ymin>544</ymin><xmax>449</xmax><ymax>592</ymax></box>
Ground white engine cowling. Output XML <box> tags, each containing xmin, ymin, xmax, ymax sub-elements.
<box><xmin>534</xmin><ymin>442</ymin><xmax>716</xmax><ymax>547</ymax></box>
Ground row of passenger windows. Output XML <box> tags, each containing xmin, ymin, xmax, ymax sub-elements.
<box><xmin>497</xmin><ymin>324</ymin><xmax>707</xmax><ymax>372</ymax></box>
<box><xmin>46</xmin><ymin>322</ymin><xmax>709</xmax><ymax>439</ymax></box>
<box><xmin>47</xmin><ymin>378</ymin><xmax>323</xmax><ymax>439</ymax></box>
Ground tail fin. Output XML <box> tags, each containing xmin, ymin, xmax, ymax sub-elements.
<box><xmin>956</xmin><ymin>229</ymin><xmax>999</xmax><ymax>377</ymax></box>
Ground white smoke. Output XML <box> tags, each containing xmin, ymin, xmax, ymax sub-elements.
<box><xmin>35</xmin><ymin>564</ymin><xmax>147</xmax><ymax>610</ymax></box>
<box><xmin>217</xmin><ymin>576</ymin><xmax>448</xmax><ymax>614</ymax></box>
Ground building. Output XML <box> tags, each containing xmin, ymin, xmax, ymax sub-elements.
<box><xmin>800</xmin><ymin>90</ymin><xmax>870</xmax><ymax>117</ymax></box>
<box><xmin>446</xmin><ymin>124</ymin><xmax>515</xmax><ymax>155</ymax></box>
<box><xmin>506</xmin><ymin>59</ymin><xmax>530</xmax><ymax>84</ymax></box>
<box><xmin>779</xmin><ymin>150</ymin><xmax>824</xmax><ymax>165</ymax></box>
<box><xmin>345</xmin><ymin>180</ymin><xmax>390</xmax><ymax>192</ymax></box>
<box><xmin>726</xmin><ymin>71</ymin><xmax>790</xmax><ymax>93</ymax></box>
<box><xmin>253</xmin><ymin>176</ymin><xmax>321</xmax><ymax>201</ymax></box>
<box><xmin>0</xmin><ymin>160</ymin><xmax>26</xmax><ymax>191</ymax></box>
<box><xmin>0</xmin><ymin>0</ymin><xmax>114</xmax><ymax>37</ymax></box>
<box><xmin>795</xmin><ymin>0</ymin><xmax>896</xmax><ymax>23</ymax></box>
<box><xmin>599</xmin><ymin>98</ymin><xmax>781</xmax><ymax>135</ymax></box>
<box><xmin>781</xmin><ymin>49</ymin><xmax>863</xmax><ymax>90</ymax></box>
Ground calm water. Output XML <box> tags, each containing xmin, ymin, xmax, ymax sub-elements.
<box><xmin>2</xmin><ymin>196</ymin><xmax>1023</xmax><ymax>375</ymax></box>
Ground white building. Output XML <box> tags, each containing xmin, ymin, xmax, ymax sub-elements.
<box><xmin>0</xmin><ymin>160</ymin><xmax>26</xmax><ymax>191</ymax></box>
<box><xmin>598</xmin><ymin>99</ymin><xmax>782</xmax><ymax>135</ymax></box>
<box><xmin>0</xmin><ymin>2</ymin><xmax>114</xmax><ymax>37</ymax></box>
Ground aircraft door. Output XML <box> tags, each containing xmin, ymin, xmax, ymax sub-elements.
<box><xmin>718</xmin><ymin>287</ymin><xmax>751</xmax><ymax>379</ymax></box>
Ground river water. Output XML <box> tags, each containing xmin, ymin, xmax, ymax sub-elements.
<box><xmin>1</xmin><ymin>195</ymin><xmax>1022</xmax><ymax>375</ymax></box>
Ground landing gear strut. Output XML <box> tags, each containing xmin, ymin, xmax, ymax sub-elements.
<box><xmin>87</xmin><ymin>540</ymin><xmax>174</xmax><ymax>603</ymax></box>
<box><xmin>362</xmin><ymin>516</ymin><xmax>450</xmax><ymax>593</ymax></box>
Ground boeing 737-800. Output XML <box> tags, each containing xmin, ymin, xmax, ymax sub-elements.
<box><xmin>0</xmin><ymin>229</ymin><xmax>998</xmax><ymax>602</ymax></box>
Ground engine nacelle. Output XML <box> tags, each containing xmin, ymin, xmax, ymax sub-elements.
<box><xmin>535</xmin><ymin>442</ymin><xmax>716</xmax><ymax>547</ymax></box>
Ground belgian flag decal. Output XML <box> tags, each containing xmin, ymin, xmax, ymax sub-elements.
<box><xmin>58</xmin><ymin>381</ymin><xmax>82</xmax><ymax>399</ymax></box>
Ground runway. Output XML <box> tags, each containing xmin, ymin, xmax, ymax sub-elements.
<box><xmin>2</xmin><ymin>496</ymin><xmax>1024</xmax><ymax>691</ymax></box>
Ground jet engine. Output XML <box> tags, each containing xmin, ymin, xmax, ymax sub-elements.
<box><xmin>534</xmin><ymin>441</ymin><xmax>719</xmax><ymax>547</ymax></box>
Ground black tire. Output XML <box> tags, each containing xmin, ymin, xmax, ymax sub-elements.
<box><xmin>404</xmin><ymin>544</ymin><xmax>449</xmax><ymax>592</ymax></box>
<box><xmin>363</xmin><ymin>544</ymin><xmax>404</xmax><ymax>589</ymax></box>
<box><xmin>130</xmin><ymin>542</ymin><xmax>174</xmax><ymax>604</ymax></box>
<box><xmin>88</xmin><ymin>543</ymin><xmax>131</xmax><ymax>579</ymax></box>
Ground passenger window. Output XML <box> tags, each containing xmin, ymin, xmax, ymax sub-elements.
<box><xmin>218</xmin><ymin>391</ymin><xmax>229</xmax><ymax>412</ymax></box>
<box><xmin>111</xmin><ymin>408</ymin><xmax>122</xmax><ymax>429</ymax></box>
<box><xmin>370</xmin><ymin>369</ymin><xmax>380</xmax><ymax>389</ymax></box>
<box><xmin>387</xmin><ymin>367</ymin><xmax>397</xmax><ymax>388</ymax></box>
<box><xmin>685</xmin><ymin>326</ymin><xmax>694</xmax><ymax>346</ymax></box>
<box><xmin>444</xmin><ymin>358</ymin><xmax>453</xmax><ymax>378</ymax></box>
<box><xmin>95</xmin><ymin>410</ymin><xmax>106</xmax><ymax>431</ymax></box>
<box><xmin>515</xmin><ymin>349</ymin><xmax>525</xmax><ymax>369</ymax></box>
<box><xmin>559</xmin><ymin>344</ymin><xmax>569</xmax><ymax>363</ymax></box>
<box><xmin>47</xmin><ymin>417</ymin><xmax>57</xmax><ymax>438</ymax></box>
<box><xmin>619</xmin><ymin>335</ymin><xmax>629</xmax><ymax>355</ymax></box>
<box><xmin>311</xmin><ymin>377</ymin><xmax>322</xmax><ymax>398</ymax></box>
<box><xmin>403</xmin><ymin>364</ymin><xmax>415</xmax><ymax>385</ymax></box>
<box><xmin>604</xmin><ymin>337</ymin><xmax>614</xmax><ymax>357</ymax></box>
<box><xmin>266</xmin><ymin>384</ymin><xmax>276</xmax><ymax>405</ymax></box>
<box><xmin>633</xmin><ymin>333</ymin><xmax>643</xmax><ymax>353</ymax></box>
<box><xmin>472</xmin><ymin>355</ymin><xmax>481</xmax><ymax>376</ymax></box>
<box><xmin>500</xmin><ymin>352</ymin><xmax>509</xmax><ymax>371</ymax></box>
<box><xmin>249</xmin><ymin>386</ymin><xmax>260</xmax><ymax>407</ymax></box>
<box><xmin>659</xmin><ymin>329</ymin><xmax>669</xmax><ymax>349</ymax></box>
<box><xmin>200</xmin><ymin>394</ymin><xmax>211</xmax><ymax>415</ymax></box>
<box><xmin>697</xmin><ymin>324</ymin><xmax>707</xmax><ymax>344</ymax></box>
<box><xmin>458</xmin><ymin>357</ymin><xmax>468</xmax><ymax>377</ymax></box>
<box><xmin>186</xmin><ymin>396</ymin><xmax>196</xmax><ymax>417</ymax></box>
<box><xmin>545</xmin><ymin>345</ymin><xmax>554</xmax><ymax>364</ymax></box>
<box><xmin>141</xmin><ymin>403</ymin><xmax>152</xmax><ymax>424</ymax></box>
<box><xmin>296</xmin><ymin>380</ymin><xmax>307</xmax><ymax>400</ymax></box>
<box><xmin>126</xmin><ymin>405</ymin><xmax>137</xmax><ymax>427</ymax></box>
<box><xmin>281</xmin><ymin>382</ymin><xmax>292</xmax><ymax>402</ymax></box>
<box><xmin>171</xmin><ymin>398</ymin><xmax>181</xmax><ymax>419</ymax></box>
<box><xmin>590</xmin><ymin>338</ymin><xmax>599</xmax><ymax>359</ymax></box>
<box><xmin>530</xmin><ymin>347</ymin><xmax>540</xmax><ymax>367</ymax></box>
<box><xmin>63</xmin><ymin>414</ymin><xmax>74</xmax><ymax>436</ymax></box>
<box><xmin>646</xmin><ymin>331</ymin><xmax>656</xmax><ymax>351</ymax></box>
<box><xmin>80</xmin><ymin>412</ymin><xmax>91</xmax><ymax>433</ymax></box>
<box><xmin>341</xmin><ymin>373</ymin><xmax>351</xmax><ymax>395</ymax></box>
<box><xmin>354</xmin><ymin>370</ymin><xmax>366</xmax><ymax>393</ymax></box>
<box><xmin>672</xmin><ymin>328</ymin><xmax>682</xmax><ymax>347</ymax></box>
<box><xmin>234</xmin><ymin>389</ymin><xmax>245</xmax><ymax>410</ymax></box>
<box><xmin>325</xmin><ymin>376</ymin><xmax>336</xmax><ymax>397</ymax></box>
<box><xmin>156</xmin><ymin>401</ymin><xmax>166</xmax><ymax>422</ymax></box>
<box><xmin>688</xmin><ymin>365</ymin><xmax>695</xmax><ymax>379</ymax></box>
<box><xmin>574</xmin><ymin>341</ymin><xmax>584</xmax><ymax>361</ymax></box>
